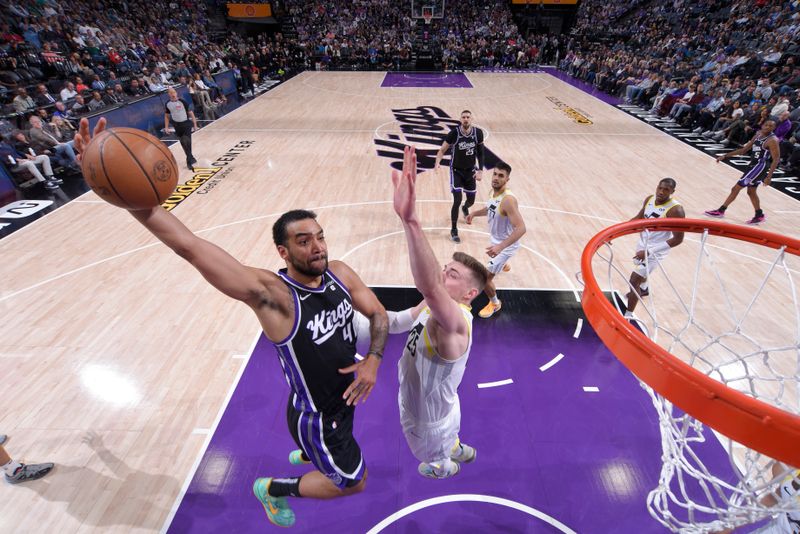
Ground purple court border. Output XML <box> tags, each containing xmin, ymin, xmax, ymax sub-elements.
<box><xmin>539</xmin><ymin>67</ymin><xmax>621</xmax><ymax>106</ymax></box>
<box><xmin>165</xmin><ymin>288</ymin><xmax>735</xmax><ymax>533</ymax></box>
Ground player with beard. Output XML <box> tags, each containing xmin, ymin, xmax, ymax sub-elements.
<box><xmin>434</xmin><ymin>110</ymin><xmax>486</xmax><ymax>243</ymax></box>
<box><xmin>75</xmin><ymin>120</ymin><xmax>390</xmax><ymax>529</ymax></box>
<box><xmin>466</xmin><ymin>162</ymin><xmax>527</xmax><ymax>318</ymax></box>
<box><xmin>624</xmin><ymin>178</ymin><xmax>685</xmax><ymax>318</ymax></box>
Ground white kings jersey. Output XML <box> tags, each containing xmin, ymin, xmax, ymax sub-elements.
<box><xmin>398</xmin><ymin>305</ymin><xmax>473</xmax><ymax>424</ymax></box>
<box><xmin>637</xmin><ymin>195</ymin><xmax>681</xmax><ymax>249</ymax></box>
<box><xmin>487</xmin><ymin>189</ymin><xmax>520</xmax><ymax>251</ymax></box>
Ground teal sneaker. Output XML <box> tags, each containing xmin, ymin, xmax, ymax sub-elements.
<box><xmin>253</xmin><ymin>477</ymin><xmax>296</xmax><ymax>527</ymax></box>
<box><xmin>288</xmin><ymin>450</ymin><xmax>311</xmax><ymax>466</ymax></box>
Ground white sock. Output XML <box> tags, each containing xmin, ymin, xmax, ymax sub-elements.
<box><xmin>491</xmin><ymin>296</ymin><xmax>500</xmax><ymax>305</ymax></box>
<box><xmin>640</xmin><ymin>282</ymin><xmax>649</xmax><ymax>291</ymax></box>
<box><xmin>2</xmin><ymin>459</ymin><xmax>21</xmax><ymax>476</ymax></box>
<box><xmin>624</xmin><ymin>311</ymin><xmax>633</xmax><ymax>318</ymax></box>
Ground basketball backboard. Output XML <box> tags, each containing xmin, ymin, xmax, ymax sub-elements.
<box><xmin>411</xmin><ymin>0</ymin><xmax>445</xmax><ymax>19</ymax></box>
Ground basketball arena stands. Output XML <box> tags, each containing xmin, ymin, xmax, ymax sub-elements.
<box><xmin>560</xmin><ymin>0</ymin><xmax>800</xmax><ymax>167</ymax></box>
<box><xmin>1</xmin><ymin>0</ymin><xmax>799</xmax><ymax>204</ymax></box>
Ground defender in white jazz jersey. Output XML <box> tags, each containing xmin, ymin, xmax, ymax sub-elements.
<box><xmin>625</xmin><ymin>178</ymin><xmax>685</xmax><ymax>317</ymax></box>
<box><xmin>466</xmin><ymin>162</ymin><xmax>527</xmax><ymax>318</ymax></box>
<box><xmin>720</xmin><ymin>463</ymin><xmax>800</xmax><ymax>534</ymax></box>
<box><xmin>392</xmin><ymin>145</ymin><xmax>490</xmax><ymax>479</ymax></box>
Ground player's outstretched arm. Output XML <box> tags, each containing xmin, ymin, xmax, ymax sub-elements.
<box><xmin>75</xmin><ymin>118</ymin><xmax>272</xmax><ymax>307</ymax></box>
<box><xmin>466</xmin><ymin>206</ymin><xmax>488</xmax><ymax>225</ymax></box>
<box><xmin>392</xmin><ymin>145</ymin><xmax>464</xmax><ymax>334</ymax></box>
<box><xmin>716</xmin><ymin>136</ymin><xmax>756</xmax><ymax>162</ymax></box>
<box><xmin>129</xmin><ymin>207</ymin><xmax>272</xmax><ymax>305</ymax></box>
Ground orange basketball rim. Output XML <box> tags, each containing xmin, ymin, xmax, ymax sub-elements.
<box><xmin>580</xmin><ymin>218</ymin><xmax>800</xmax><ymax>467</ymax></box>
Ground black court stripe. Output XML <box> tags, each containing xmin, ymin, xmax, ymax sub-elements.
<box><xmin>107</xmin><ymin>129</ymin><xmax>162</xmax><ymax>205</ymax></box>
<box><xmin>98</xmin><ymin>134</ymin><xmax>135</xmax><ymax>209</ymax></box>
<box><xmin>116</xmin><ymin>129</ymin><xmax>180</xmax><ymax>183</ymax></box>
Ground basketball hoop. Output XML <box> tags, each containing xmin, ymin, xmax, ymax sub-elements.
<box><xmin>422</xmin><ymin>6</ymin><xmax>433</xmax><ymax>25</ymax></box>
<box><xmin>581</xmin><ymin>218</ymin><xmax>800</xmax><ymax>532</ymax></box>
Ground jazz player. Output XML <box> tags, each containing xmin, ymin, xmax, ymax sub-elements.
<box><xmin>717</xmin><ymin>463</ymin><xmax>800</xmax><ymax>534</ymax></box>
<box><xmin>625</xmin><ymin>178</ymin><xmax>685</xmax><ymax>317</ymax></box>
<box><xmin>466</xmin><ymin>162</ymin><xmax>527</xmax><ymax>318</ymax></box>
<box><xmin>75</xmin><ymin>118</ymin><xmax>389</xmax><ymax>529</ymax></box>
<box><xmin>392</xmin><ymin>146</ymin><xmax>488</xmax><ymax>478</ymax></box>
<box><xmin>434</xmin><ymin>110</ymin><xmax>486</xmax><ymax>243</ymax></box>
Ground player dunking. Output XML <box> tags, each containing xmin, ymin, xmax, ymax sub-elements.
<box><xmin>466</xmin><ymin>162</ymin><xmax>527</xmax><ymax>318</ymax></box>
<box><xmin>625</xmin><ymin>178</ymin><xmax>685</xmax><ymax>318</ymax></box>
<box><xmin>75</xmin><ymin>119</ymin><xmax>390</xmax><ymax>529</ymax></box>
<box><xmin>392</xmin><ymin>145</ymin><xmax>488</xmax><ymax>478</ymax></box>
<box><xmin>705</xmin><ymin>120</ymin><xmax>779</xmax><ymax>224</ymax></box>
<box><xmin>434</xmin><ymin>110</ymin><xmax>485</xmax><ymax>243</ymax></box>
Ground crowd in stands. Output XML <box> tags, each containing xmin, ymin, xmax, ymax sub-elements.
<box><xmin>280</xmin><ymin>0</ymin><xmax>547</xmax><ymax>71</ymax></box>
<box><xmin>561</xmin><ymin>0</ymin><xmax>800</xmax><ymax>173</ymax></box>
<box><xmin>0</xmin><ymin>0</ymin><xmax>310</xmax><ymax>188</ymax></box>
<box><xmin>3</xmin><ymin>0</ymin><xmax>800</xmax><ymax>191</ymax></box>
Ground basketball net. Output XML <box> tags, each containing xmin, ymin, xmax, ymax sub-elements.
<box><xmin>582</xmin><ymin>219</ymin><xmax>800</xmax><ymax>533</ymax></box>
<box><xmin>422</xmin><ymin>6</ymin><xmax>433</xmax><ymax>25</ymax></box>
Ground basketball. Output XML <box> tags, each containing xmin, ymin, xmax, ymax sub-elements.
<box><xmin>80</xmin><ymin>127</ymin><xmax>179</xmax><ymax>210</ymax></box>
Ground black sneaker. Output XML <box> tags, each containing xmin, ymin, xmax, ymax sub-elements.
<box><xmin>461</xmin><ymin>205</ymin><xmax>469</xmax><ymax>218</ymax></box>
<box><xmin>43</xmin><ymin>180</ymin><xmax>59</xmax><ymax>190</ymax></box>
<box><xmin>47</xmin><ymin>176</ymin><xmax>63</xmax><ymax>185</ymax></box>
<box><xmin>5</xmin><ymin>462</ymin><xmax>54</xmax><ymax>484</ymax></box>
<box><xmin>639</xmin><ymin>288</ymin><xmax>649</xmax><ymax>297</ymax></box>
<box><xmin>450</xmin><ymin>229</ymin><xmax>461</xmax><ymax>243</ymax></box>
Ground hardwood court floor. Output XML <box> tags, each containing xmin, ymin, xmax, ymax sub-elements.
<box><xmin>0</xmin><ymin>71</ymin><xmax>797</xmax><ymax>532</ymax></box>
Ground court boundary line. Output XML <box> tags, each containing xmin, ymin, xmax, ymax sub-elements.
<box><xmin>477</xmin><ymin>378</ymin><xmax>514</xmax><ymax>388</ymax></box>
<box><xmin>365</xmin><ymin>493</ymin><xmax>577</xmax><ymax>534</ymax></box>
<box><xmin>3</xmin><ymin>199</ymin><xmax>795</xmax><ymax>303</ymax></box>
<box><xmin>159</xmin><ymin>330</ymin><xmax>263</xmax><ymax>534</ymax></box>
<box><xmin>298</xmin><ymin>70</ymin><xmax>558</xmax><ymax>101</ymax></box>
<box><xmin>539</xmin><ymin>353</ymin><xmax>565</xmax><ymax>372</ymax></box>
<box><xmin>209</xmin><ymin>127</ymin><xmax>664</xmax><ymax>136</ymax></box>
<box><xmin>338</xmin><ymin>225</ymin><xmax>580</xmax><ymax>302</ymax></box>
<box><xmin>158</xmin><ymin>287</ymin><xmax>583</xmax><ymax>533</ymax></box>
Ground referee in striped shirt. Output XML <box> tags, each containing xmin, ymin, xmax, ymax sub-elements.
<box><xmin>165</xmin><ymin>87</ymin><xmax>199</xmax><ymax>170</ymax></box>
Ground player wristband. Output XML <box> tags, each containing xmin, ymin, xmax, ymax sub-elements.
<box><xmin>367</xmin><ymin>350</ymin><xmax>383</xmax><ymax>360</ymax></box>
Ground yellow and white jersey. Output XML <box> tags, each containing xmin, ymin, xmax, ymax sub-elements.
<box><xmin>637</xmin><ymin>195</ymin><xmax>681</xmax><ymax>249</ymax></box>
<box><xmin>776</xmin><ymin>470</ymin><xmax>800</xmax><ymax>534</ymax></box>
<box><xmin>398</xmin><ymin>304</ymin><xmax>473</xmax><ymax>425</ymax></box>
<box><xmin>487</xmin><ymin>189</ymin><xmax>520</xmax><ymax>251</ymax></box>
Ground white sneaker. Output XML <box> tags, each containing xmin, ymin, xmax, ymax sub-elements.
<box><xmin>692</xmin><ymin>127</ymin><xmax>703</xmax><ymax>133</ymax></box>
<box><xmin>450</xmin><ymin>441</ymin><xmax>476</xmax><ymax>463</ymax></box>
<box><xmin>418</xmin><ymin>461</ymin><xmax>460</xmax><ymax>479</ymax></box>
